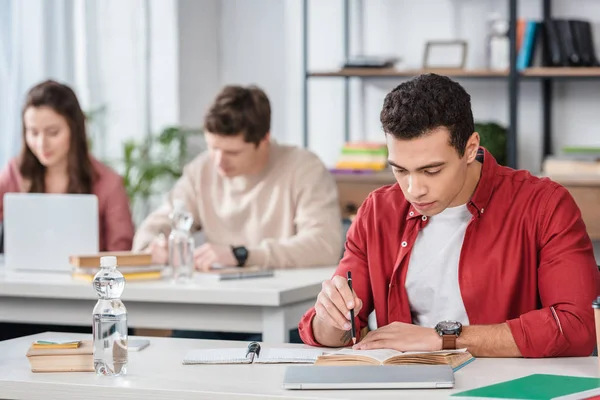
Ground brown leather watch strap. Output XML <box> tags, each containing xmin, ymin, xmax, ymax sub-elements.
<box><xmin>442</xmin><ymin>334</ymin><xmax>457</xmax><ymax>350</ymax></box>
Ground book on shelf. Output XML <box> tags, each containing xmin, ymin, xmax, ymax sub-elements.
<box><xmin>314</xmin><ymin>348</ymin><xmax>474</xmax><ymax>372</ymax></box>
<box><xmin>335</xmin><ymin>142</ymin><xmax>388</xmax><ymax>171</ymax></box>
<box><xmin>26</xmin><ymin>340</ymin><xmax>94</xmax><ymax>373</ymax></box>
<box><xmin>69</xmin><ymin>251</ymin><xmax>152</xmax><ymax>267</ymax></box>
<box><xmin>543</xmin><ymin>156</ymin><xmax>600</xmax><ymax>176</ymax></box>
<box><xmin>72</xmin><ymin>264</ymin><xmax>164</xmax><ymax>282</ymax></box>
<box><xmin>522</xmin><ymin>17</ymin><xmax>600</xmax><ymax>70</ymax></box>
<box><xmin>343</xmin><ymin>55</ymin><xmax>400</xmax><ymax>69</ymax></box>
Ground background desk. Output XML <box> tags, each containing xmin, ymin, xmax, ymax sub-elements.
<box><xmin>0</xmin><ymin>266</ymin><xmax>335</xmax><ymax>342</ymax></box>
<box><xmin>1</xmin><ymin>332</ymin><xmax>599</xmax><ymax>400</ymax></box>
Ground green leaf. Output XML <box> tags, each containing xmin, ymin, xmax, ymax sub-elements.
<box><xmin>475</xmin><ymin>121</ymin><xmax>507</xmax><ymax>165</ymax></box>
<box><xmin>117</xmin><ymin>126</ymin><xmax>203</xmax><ymax>204</ymax></box>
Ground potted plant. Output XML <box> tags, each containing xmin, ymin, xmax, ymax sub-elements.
<box><xmin>120</xmin><ymin>126</ymin><xmax>203</xmax><ymax>222</ymax></box>
<box><xmin>475</xmin><ymin>121</ymin><xmax>507</xmax><ymax>166</ymax></box>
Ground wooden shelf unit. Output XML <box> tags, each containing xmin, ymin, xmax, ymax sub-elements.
<box><xmin>309</xmin><ymin>68</ymin><xmax>508</xmax><ymax>78</ymax></box>
<box><xmin>309</xmin><ymin>67</ymin><xmax>600</xmax><ymax>79</ymax></box>
<box><xmin>302</xmin><ymin>0</ymin><xmax>600</xmax><ymax>171</ymax></box>
<box><xmin>522</xmin><ymin>67</ymin><xmax>600</xmax><ymax>77</ymax></box>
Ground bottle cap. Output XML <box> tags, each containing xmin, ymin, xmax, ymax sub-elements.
<box><xmin>100</xmin><ymin>256</ymin><xmax>117</xmax><ymax>267</ymax></box>
<box><xmin>593</xmin><ymin>296</ymin><xmax>600</xmax><ymax>309</ymax></box>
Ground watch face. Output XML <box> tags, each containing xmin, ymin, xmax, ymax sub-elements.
<box><xmin>436</xmin><ymin>320</ymin><xmax>462</xmax><ymax>335</ymax></box>
<box><xmin>232</xmin><ymin>246</ymin><xmax>248</xmax><ymax>267</ymax></box>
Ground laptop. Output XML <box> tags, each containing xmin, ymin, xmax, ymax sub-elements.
<box><xmin>3</xmin><ymin>193</ymin><xmax>99</xmax><ymax>273</ymax></box>
<box><xmin>282</xmin><ymin>365</ymin><xmax>454</xmax><ymax>390</ymax></box>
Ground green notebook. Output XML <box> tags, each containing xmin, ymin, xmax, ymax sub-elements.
<box><xmin>451</xmin><ymin>374</ymin><xmax>600</xmax><ymax>400</ymax></box>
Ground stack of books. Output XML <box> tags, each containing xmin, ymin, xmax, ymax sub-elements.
<box><xmin>26</xmin><ymin>340</ymin><xmax>94</xmax><ymax>372</ymax></box>
<box><xmin>516</xmin><ymin>18</ymin><xmax>599</xmax><ymax>70</ymax></box>
<box><xmin>543</xmin><ymin>147</ymin><xmax>600</xmax><ymax>177</ymax></box>
<box><xmin>70</xmin><ymin>251</ymin><xmax>164</xmax><ymax>282</ymax></box>
<box><xmin>334</xmin><ymin>142</ymin><xmax>388</xmax><ymax>172</ymax></box>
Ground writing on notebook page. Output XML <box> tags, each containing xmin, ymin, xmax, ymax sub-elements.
<box><xmin>183</xmin><ymin>345</ymin><xmax>324</xmax><ymax>365</ymax></box>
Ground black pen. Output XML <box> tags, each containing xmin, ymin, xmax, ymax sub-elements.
<box><xmin>246</xmin><ymin>341</ymin><xmax>261</xmax><ymax>362</ymax></box>
<box><xmin>347</xmin><ymin>271</ymin><xmax>357</xmax><ymax>345</ymax></box>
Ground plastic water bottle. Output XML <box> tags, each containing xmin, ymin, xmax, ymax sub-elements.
<box><xmin>92</xmin><ymin>256</ymin><xmax>128</xmax><ymax>376</ymax></box>
<box><xmin>168</xmin><ymin>199</ymin><xmax>195</xmax><ymax>283</ymax></box>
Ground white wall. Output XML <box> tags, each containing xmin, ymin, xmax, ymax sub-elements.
<box><xmin>5</xmin><ymin>0</ymin><xmax>600</xmax><ymax>173</ymax></box>
<box><xmin>216</xmin><ymin>0</ymin><xmax>600</xmax><ymax>172</ymax></box>
<box><xmin>0</xmin><ymin>0</ymin><xmax>76</xmax><ymax>167</ymax></box>
<box><xmin>177</xmin><ymin>0</ymin><xmax>220</xmax><ymax>128</ymax></box>
<box><xmin>219</xmin><ymin>0</ymin><xmax>288</xmax><ymax>143</ymax></box>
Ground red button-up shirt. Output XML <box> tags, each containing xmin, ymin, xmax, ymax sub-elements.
<box><xmin>299</xmin><ymin>148</ymin><xmax>600</xmax><ymax>357</ymax></box>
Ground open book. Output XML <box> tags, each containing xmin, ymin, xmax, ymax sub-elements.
<box><xmin>315</xmin><ymin>348</ymin><xmax>474</xmax><ymax>371</ymax></box>
<box><xmin>183</xmin><ymin>346</ymin><xmax>324</xmax><ymax>365</ymax></box>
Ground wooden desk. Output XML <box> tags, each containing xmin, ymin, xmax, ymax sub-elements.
<box><xmin>1</xmin><ymin>332</ymin><xmax>598</xmax><ymax>399</ymax></box>
<box><xmin>0</xmin><ymin>266</ymin><xmax>335</xmax><ymax>343</ymax></box>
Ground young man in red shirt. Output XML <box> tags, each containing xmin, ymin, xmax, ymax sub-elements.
<box><xmin>298</xmin><ymin>73</ymin><xmax>600</xmax><ymax>358</ymax></box>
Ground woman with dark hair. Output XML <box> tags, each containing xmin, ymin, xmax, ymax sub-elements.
<box><xmin>0</xmin><ymin>79</ymin><xmax>134</xmax><ymax>251</ymax></box>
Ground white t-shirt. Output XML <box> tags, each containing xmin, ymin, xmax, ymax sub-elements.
<box><xmin>405</xmin><ymin>204</ymin><xmax>472</xmax><ymax>328</ymax></box>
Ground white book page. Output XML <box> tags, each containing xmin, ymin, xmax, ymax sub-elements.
<box><xmin>182</xmin><ymin>348</ymin><xmax>251</xmax><ymax>365</ymax></box>
<box><xmin>324</xmin><ymin>348</ymin><xmax>402</xmax><ymax>363</ymax></box>
<box><xmin>322</xmin><ymin>347</ymin><xmax>467</xmax><ymax>363</ymax></box>
<box><xmin>255</xmin><ymin>348</ymin><xmax>324</xmax><ymax>364</ymax></box>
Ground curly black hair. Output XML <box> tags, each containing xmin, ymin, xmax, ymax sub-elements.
<box><xmin>380</xmin><ymin>73</ymin><xmax>474</xmax><ymax>157</ymax></box>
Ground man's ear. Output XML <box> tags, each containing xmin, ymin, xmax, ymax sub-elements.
<box><xmin>465</xmin><ymin>132</ymin><xmax>480</xmax><ymax>163</ymax></box>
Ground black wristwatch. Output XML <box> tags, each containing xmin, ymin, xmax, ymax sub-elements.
<box><xmin>231</xmin><ymin>246</ymin><xmax>249</xmax><ymax>267</ymax></box>
<box><xmin>435</xmin><ymin>320</ymin><xmax>462</xmax><ymax>350</ymax></box>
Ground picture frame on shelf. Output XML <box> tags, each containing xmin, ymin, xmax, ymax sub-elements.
<box><xmin>423</xmin><ymin>40</ymin><xmax>468</xmax><ymax>69</ymax></box>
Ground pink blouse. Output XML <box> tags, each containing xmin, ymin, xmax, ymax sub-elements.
<box><xmin>0</xmin><ymin>157</ymin><xmax>134</xmax><ymax>251</ymax></box>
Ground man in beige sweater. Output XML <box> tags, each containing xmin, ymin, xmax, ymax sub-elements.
<box><xmin>133</xmin><ymin>85</ymin><xmax>342</xmax><ymax>273</ymax></box>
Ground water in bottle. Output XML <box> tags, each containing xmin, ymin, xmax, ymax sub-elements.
<box><xmin>168</xmin><ymin>199</ymin><xmax>195</xmax><ymax>283</ymax></box>
<box><xmin>92</xmin><ymin>256</ymin><xmax>128</xmax><ymax>376</ymax></box>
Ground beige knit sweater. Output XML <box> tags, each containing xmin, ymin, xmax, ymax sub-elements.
<box><xmin>132</xmin><ymin>142</ymin><xmax>343</xmax><ymax>268</ymax></box>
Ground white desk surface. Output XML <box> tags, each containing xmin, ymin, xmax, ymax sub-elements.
<box><xmin>0</xmin><ymin>266</ymin><xmax>335</xmax><ymax>342</ymax></box>
<box><xmin>0</xmin><ymin>266</ymin><xmax>336</xmax><ymax>306</ymax></box>
<box><xmin>1</xmin><ymin>332</ymin><xmax>599</xmax><ymax>400</ymax></box>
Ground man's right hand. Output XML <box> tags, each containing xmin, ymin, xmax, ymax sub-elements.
<box><xmin>314</xmin><ymin>275</ymin><xmax>363</xmax><ymax>336</ymax></box>
<box><xmin>147</xmin><ymin>234</ymin><xmax>168</xmax><ymax>265</ymax></box>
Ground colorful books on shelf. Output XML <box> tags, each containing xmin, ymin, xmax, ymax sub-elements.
<box><xmin>334</xmin><ymin>142</ymin><xmax>388</xmax><ymax>171</ymax></box>
<box><xmin>26</xmin><ymin>340</ymin><xmax>94</xmax><ymax>373</ymax></box>
<box><xmin>516</xmin><ymin>17</ymin><xmax>600</xmax><ymax>70</ymax></box>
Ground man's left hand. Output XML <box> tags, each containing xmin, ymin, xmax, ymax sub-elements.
<box><xmin>193</xmin><ymin>244</ymin><xmax>237</xmax><ymax>271</ymax></box>
<box><xmin>352</xmin><ymin>321</ymin><xmax>442</xmax><ymax>352</ymax></box>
